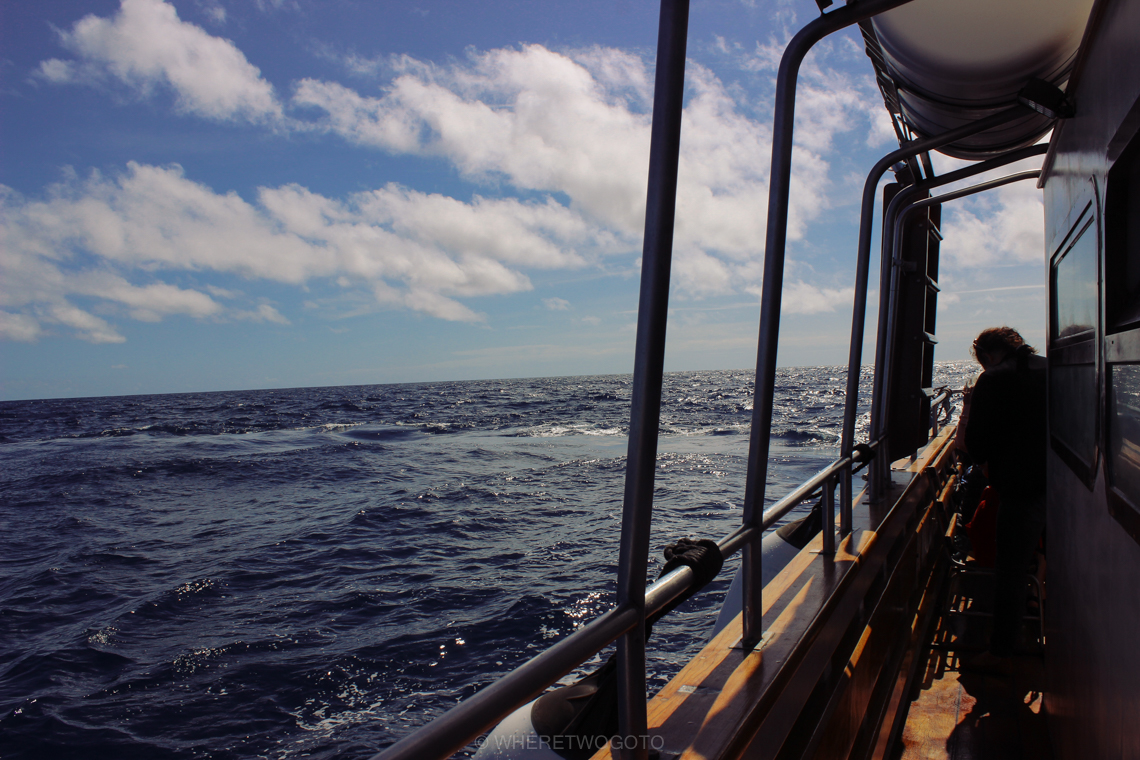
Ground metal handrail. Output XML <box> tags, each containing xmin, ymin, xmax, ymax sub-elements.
<box><xmin>873</xmin><ymin>168</ymin><xmax>1044</xmax><ymax>490</ymax></box>
<box><xmin>377</xmin><ymin>0</ymin><xmax>1032</xmax><ymax>749</ymax></box>
<box><xmin>624</xmin><ymin>442</ymin><xmax>879</xmax><ymax>632</ymax></box>
<box><xmin>372</xmin><ymin>442</ymin><xmax>879</xmax><ymax>760</ymax></box>
<box><xmin>928</xmin><ymin>388</ymin><xmax>955</xmax><ymax>437</ymax></box>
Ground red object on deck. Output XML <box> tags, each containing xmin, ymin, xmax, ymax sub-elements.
<box><xmin>966</xmin><ymin>486</ymin><xmax>1000</xmax><ymax>567</ymax></box>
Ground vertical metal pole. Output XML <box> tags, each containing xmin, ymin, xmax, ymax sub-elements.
<box><xmin>741</xmin><ymin>0</ymin><xmax>916</xmax><ymax>649</ymax></box>
<box><xmin>822</xmin><ymin>476</ymin><xmax>836</xmax><ymax>555</ymax></box>
<box><xmin>842</xmin><ymin>154</ymin><xmax>897</xmax><ymax>503</ymax></box>
<box><xmin>870</xmin><ymin>199</ymin><xmax>894</xmax><ymax>498</ymax></box>
<box><xmin>840</xmin><ymin>467</ymin><xmax>853</xmax><ymax>535</ymax></box>
<box><xmin>615</xmin><ymin>1</ymin><xmax>688</xmax><ymax>757</ymax></box>
<box><xmin>875</xmin><ymin>200</ymin><xmax>914</xmax><ymax>495</ymax></box>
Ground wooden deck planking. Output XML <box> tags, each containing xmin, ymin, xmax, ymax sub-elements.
<box><xmin>894</xmin><ymin>426</ymin><xmax>957</xmax><ymax>474</ymax></box>
<box><xmin>896</xmin><ymin>652</ymin><xmax>1052</xmax><ymax>760</ymax></box>
<box><xmin>811</xmin><ymin>491</ymin><xmax>948</xmax><ymax>760</ymax></box>
<box><xmin>589</xmin><ymin>528</ymin><xmax>872</xmax><ymax>760</ymax></box>
<box><xmin>895</xmin><ymin>492</ymin><xmax>1053</xmax><ymax>760</ymax></box>
<box><xmin>585</xmin><ymin>430</ymin><xmax>958</xmax><ymax>760</ymax></box>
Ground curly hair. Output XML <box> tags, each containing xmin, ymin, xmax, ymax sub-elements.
<box><xmin>971</xmin><ymin>326</ymin><xmax>1037</xmax><ymax>361</ymax></box>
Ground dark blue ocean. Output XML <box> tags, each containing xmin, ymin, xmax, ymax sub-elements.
<box><xmin>0</xmin><ymin>365</ymin><xmax>970</xmax><ymax>759</ymax></box>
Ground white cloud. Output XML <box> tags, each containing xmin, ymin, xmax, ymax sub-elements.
<box><xmin>20</xmin><ymin>17</ymin><xmax>901</xmax><ymax>337</ymax></box>
<box><xmin>0</xmin><ymin>162</ymin><xmax>614</xmax><ymax>341</ymax></box>
<box><xmin>254</xmin><ymin>0</ymin><xmax>298</xmax><ymax>12</ymax></box>
<box><xmin>35</xmin><ymin>58</ymin><xmax>77</xmax><ymax>84</ymax></box>
<box><xmin>940</xmin><ymin>180</ymin><xmax>1044</xmax><ymax>268</ymax></box>
<box><xmin>543</xmin><ymin>297</ymin><xmax>570</xmax><ymax>311</ymax></box>
<box><xmin>294</xmin><ymin>43</ymin><xmax>889</xmax><ymax>301</ymax></box>
<box><xmin>674</xmin><ymin>248</ymin><xmax>734</xmax><ymax>295</ymax></box>
<box><xmin>293</xmin><ymin>44</ymin><xmax>654</xmax><ymax>236</ymax></box>
<box><xmin>234</xmin><ymin>304</ymin><xmax>290</xmax><ymax>324</ymax></box>
<box><xmin>572</xmin><ymin>46</ymin><xmax>652</xmax><ymax>98</ymax></box>
<box><xmin>37</xmin><ymin>0</ymin><xmax>281</xmax><ymax>122</ymax></box>
<box><xmin>0</xmin><ymin>311</ymin><xmax>44</xmax><ymax>342</ymax></box>
<box><xmin>777</xmin><ymin>280</ymin><xmax>854</xmax><ymax>315</ymax></box>
<box><xmin>201</xmin><ymin>1</ymin><xmax>226</xmax><ymax>25</ymax></box>
<box><xmin>76</xmin><ymin>273</ymin><xmax>224</xmax><ymax>322</ymax></box>
<box><xmin>45</xmin><ymin>303</ymin><xmax>126</xmax><ymax>344</ymax></box>
<box><xmin>206</xmin><ymin>285</ymin><xmax>241</xmax><ymax>299</ymax></box>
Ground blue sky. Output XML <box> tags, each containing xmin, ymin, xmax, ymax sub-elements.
<box><xmin>0</xmin><ymin>0</ymin><xmax>1048</xmax><ymax>400</ymax></box>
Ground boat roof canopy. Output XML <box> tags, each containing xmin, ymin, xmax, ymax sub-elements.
<box><xmin>863</xmin><ymin>0</ymin><xmax>1096</xmax><ymax>158</ymax></box>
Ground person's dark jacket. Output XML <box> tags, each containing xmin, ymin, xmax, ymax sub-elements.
<box><xmin>964</xmin><ymin>346</ymin><xmax>1047</xmax><ymax>499</ymax></box>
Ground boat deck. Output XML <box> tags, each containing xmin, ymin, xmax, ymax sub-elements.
<box><xmin>896</xmin><ymin>648</ymin><xmax>1050</xmax><ymax>760</ymax></box>
<box><xmin>582</xmin><ymin>427</ymin><xmax>1055</xmax><ymax>760</ymax></box>
<box><xmin>894</xmin><ymin>553</ymin><xmax>1052</xmax><ymax>759</ymax></box>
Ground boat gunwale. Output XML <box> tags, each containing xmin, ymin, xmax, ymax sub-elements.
<box><xmin>585</xmin><ymin>428</ymin><xmax>958</xmax><ymax>760</ymax></box>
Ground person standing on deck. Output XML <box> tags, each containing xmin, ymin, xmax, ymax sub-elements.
<box><xmin>961</xmin><ymin>327</ymin><xmax>1047</xmax><ymax>670</ymax></box>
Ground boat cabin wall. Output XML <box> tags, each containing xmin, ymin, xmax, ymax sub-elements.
<box><xmin>1040</xmin><ymin>0</ymin><xmax>1140</xmax><ymax>756</ymax></box>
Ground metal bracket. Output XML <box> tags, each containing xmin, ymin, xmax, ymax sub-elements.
<box><xmin>733</xmin><ymin>629</ymin><xmax>775</xmax><ymax>652</ymax></box>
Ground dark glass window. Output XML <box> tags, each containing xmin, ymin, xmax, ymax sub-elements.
<box><xmin>1048</xmin><ymin>195</ymin><xmax>1098</xmax><ymax>487</ymax></box>
<box><xmin>1103</xmin><ymin>119</ymin><xmax>1140</xmax><ymax>544</ymax></box>
<box><xmin>1053</xmin><ymin>221</ymin><xmax>1098</xmax><ymax>342</ymax></box>
<box><xmin>1105</xmin><ymin>126</ymin><xmax>1140</xmax><ymax>331</ymax></box>
<box><xmin>1108</xmin><ymin>364</ymin><xmax>1140</xmax><ymax>502</ymax></box>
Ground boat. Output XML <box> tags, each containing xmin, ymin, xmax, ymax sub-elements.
<box><xmin>375</xmin><ymin>0</ymin><xmax>1140</xmax><ymax>756</ymax></box>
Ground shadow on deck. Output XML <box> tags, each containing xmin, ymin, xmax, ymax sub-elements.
<box><xmin>895</xmin><ymin>563</ymin><xmax>1051</xmax><ymax>760</ymax></box>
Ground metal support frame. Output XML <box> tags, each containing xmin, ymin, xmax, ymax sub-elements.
<box><xmin>741</xmin><ymin>0</ymin><xmax>916</xmax><ymax>651</ymax></box>
<box><xmin>614</xmin><ymin>1</ymin><xmax>690</xmax><ymax>756</ymax></box>
<box><xmin>869</xmin><ymin>148</ymin><xmax>1048</xmax><ymax>493</ymax></box>
<box><xmin>880</xmin><ymin>170</ymin><xmax>1044</xmax><ymax>423</ymax></box>
<box><xmin>822</xmin><ymin>476</ymin><xmax>836</xmax><ymax>554</ymax></box>
<box><xmin>879</xmin><ymin>144</ymin><xmax>1049</xmax><ymax>281</ymax></box>
<box><xmin>897</xmin><ymin>171</ymin><xmax>1043</xmax><ymax>228</ymax></box>
<box><xmin>839</xmin><ymin>106</ymin><xmax>1032</xmax><ymax>506</ymax></box>
<box><xmin>376</xmin><ymin>6</ymin><xmax>1052</xmax><ymax>757</ymax></box>
<box><xmin>929</xmin><ymin>388</ymin><xmax>952</xmax><ymax>437</ymax></box>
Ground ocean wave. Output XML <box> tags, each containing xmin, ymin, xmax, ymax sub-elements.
<box><xmin>0</xmin><ymin>366</ymin><xmax>969</xmax><ymax>758</ymax></box>
<box><xmin>342</xmin><ymin>426</ymin><xmax>420</xmax><ymax>442</ymax></box>
<box><xmin>775</xmin><ymin>427</ymin><xmax>841</xmax><ymax>445</ymax></box>
<box><xmin>512</xmin><ymin>422</ymin><xmax>625</xmax><ymax>438</ymax></box>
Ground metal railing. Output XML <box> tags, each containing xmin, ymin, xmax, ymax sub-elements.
<box><xmin>374</xmin><ymin>0</ymin><xmax>1057</xmax><ymax>755</ymax></box>
<box><xmin>372</xmin><ymin>443</ymin><xmax>877</xmax><ymax>760</ymax></box>
<box><xmin>928</xmin><ymin>388</ymin><xmax>953</xmax><ymax>438</ymax></box>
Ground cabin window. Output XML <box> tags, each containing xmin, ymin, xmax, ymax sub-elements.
<box><xmin>1103</xmin><ymin>121</ymin><xmax>1140</xmax><ymax>543</ymax></box>
<box><xmin>1105</xmin><ymin>120</ymin><xmax>1140</xmax><ymax>331</ymax></box>
<box><xmin>1053</xmin><ymin>220</ymin><xmax>1098</xmax><ymax>342</ymax></box>
<box><xmin>1049</xmin><ymin>201</ymin><xmax>1099</xmax><ymax>487</ymax></box>
<box><xmin>1108</xmin><ymin>365</ymin><xmax>1140</xmax><ymax>504</ymax></box>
